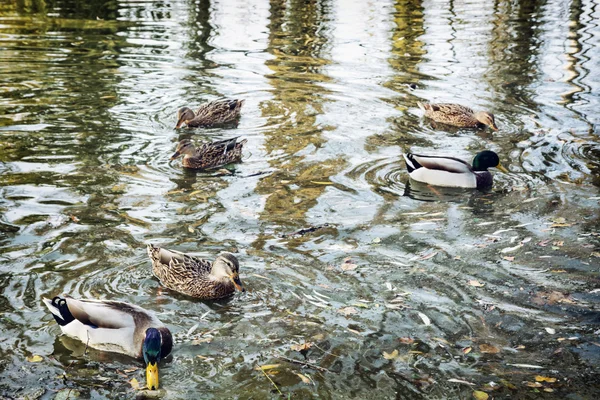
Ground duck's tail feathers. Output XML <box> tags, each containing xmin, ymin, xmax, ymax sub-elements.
<box><xmin>403</xmin><ymin>153</ymin><xmax>422</xmax><ymax>174</ymax></box>
<box><xmin>227</xmin><ymin>99</ymin><xmax>245</xmax><ymax>111</ymax></box>
<box><xmin>43</xmin><ymin>296</ymin><xmax>75</xmax><ymax>326</ymax></box>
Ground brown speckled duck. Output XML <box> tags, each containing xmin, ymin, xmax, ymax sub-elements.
<box><xmin>175</xmin><ymin>99</ymin><xmax>244</xmax><ymax>129</ymax></box>
<box><xmin>147</xmin><ymin>244</ymin><xmax>245</xmax><ymax>300</ymax></box>
<box><xmin>418</xmin><ymin>102</ymin><xmax>498</xmax><ymax>131</ymax></box>
<box><xmin>170</xmin><ymin>137</ymin><xmax>247</xmax><ymax>170</ymax></box>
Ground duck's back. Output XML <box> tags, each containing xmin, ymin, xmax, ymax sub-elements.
<box><xmin>191</xmin><ymin>99</ymin><xmax>244</xmax><ymax>126</ymax></box>
<box><xmin>419</xmin><ymin>102</ymin><xmax>479</xmax><ymax>127</ymax></box>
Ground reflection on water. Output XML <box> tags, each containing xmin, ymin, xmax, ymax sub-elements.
<box><xmin>1</xmin><ymin>0</ymin><xmax>600</xmax><ymax>398</ymax></box>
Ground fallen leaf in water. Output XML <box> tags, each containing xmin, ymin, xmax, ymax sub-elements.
<box><xmin>532</xmin><ymin>291</ymin><xmax>576</xmax><ymax>305</ymax></box>
<box><xmin>338</xmin><ymin>306</ymin><xmax>358</xmax><ymax>316</ymax></box>
<box><xmin>507</xmin><ymin>363</ymin><xmax>544</xmax><ymax>369</ymax></box>
<box><xmin>255</xmin><ymin>364</ymin><xmax>280</xmax><ymax>371</ymax></box>
<box><xmin>188</xmin><ymin>226</ymin><xmax>194</xmax><ymax>233</ymax></box>
<box><xmin>310</xmin><ymin>181</ymin><xmax>333</xmax><ymax>185</ymax></box>
<box><xmin>553</xmin><ymin>241</ymin><xmax>564</xmax><ymax>247</ymax></box>
<box><xmin>417</xmin><ymin>312</ymin><xmax>431</xmax><ymax>326</ymax></box>
<box><xmin>502</xmin><ymin>256</ymin><xmax>515</xmax><ymax>261</ymax></box>
<box><xmin>537</xmin><ymin>239</ymin><xmax>551</xmax><ymax>247</ymax></box>
<box><xmin>372</xmin><ymin>237</ymin><xmax>382</xmax><ymax>244</ymax></box>
<box><xmin>129</xmin><ymin>378</ymin><xmax>140</xmax><ymax>390</ymax></box>
<box><xmin>26</xmin><ymin>355</ymin><xmax>43</xmax><ymax>362</ymax></box>
<box><xmin>399</xmin><ymin>337</ymin><xmax>415</xmax><ymax>344</ymax></box>
<box><xmin>525</xmin><ymin>382</ymin><xmax>543</xmax><ymax>388</ymax></box>
<box><xmin>479</xmin><ymin>344</ymin><xmax>500</xmax><ymax>354</ymax></box>
<box><xmin>418</xmin><ymin>251</ymin><xmax>438</xmax><ymax>261</ymax></box>
<box><xmin>191</xmin><ymin>337</ymin><xmax>212</xmax><ymax>345</ymax></box>
<box><xmin>69</xmin><ymin>215</ymin><xmax>80</xmax><ymax>223</ymax></box>
<box><xmin>545</xmin><ymin>327</ymin><xmax>556</xmax><ymax>335</ymax></box>
<box><xmin>294</xmin><ymin>372</ymin><xmax>311</xmax><ymax>384</ymax></box>
<box><xmin>290</xmin><ymin>342</ymin><xmax>313</xmax><ymax>352</ymax></box>
<box><xmin>463</xmin><ymin>347</ymin><xmax>472</xmax><ymax>354</ymax></box>
<box><xmin>551</xmin><ymin>269</ymin><xmax>566</xmax><ymax>273</ymax></box>
<box><xmin>473</xmin><ymin>391</ymin><xmax>489</xmax><ymax>400</ymax></box>
<box><xmin>468</xmin><ymin>280</ymin><xmax>485</xmax><ymax>287</ymax></box>
<box><xmin>543</xmin><ymin>388</ymin><xmax>554</xmax><ymax>392</ymax></box>
<box><xmin>535</xmin><ymin>375</ymin><xmax>557</xmax><ymax>383</ymax></box>
<box><xmin>123</xmin><ymin>367</ymin><xmax>139</xmax><ymax>373</ymax></box>
<box><xmin>447</xmin><ymin>378</ymin><xmax>475</xmax><ymax>385</ymax></box>
<box><xmin>382</xmin><ymin>349</ymin><xmax>399</xmax><ymax>360</ymax></box>
<box><xmin>592</xmin><ymin>252</ymin><xmax>600</xmax><ymax>258</ymax></box>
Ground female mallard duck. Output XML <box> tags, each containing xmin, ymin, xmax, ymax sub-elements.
<box><xmin>403</xmin><ymin>150</ymin><xmax>508</xmax><ymax>188</ymax></box>
<box><xmin>418</xmin><ymin>102</ymin><xmax>498</xmax><ymax>131</ymax></box>
<box><xmin>175</xmin><ymin>99</ymin><xmax>244</xmax><ymax>129</ymax></box>
<box><xmin>170</xmin><ymin>137</ymin><xmax>247</xmax><ymax>170</ymax></box>
<box><xmin>43</xmin><ymin>296</ymin><xmax>172</xmax><ymax>390</ymax></box>
<box><xmin>147</xmin><ymin>244</ymin><xmax>245</xmax><ymax>300</ymax></box>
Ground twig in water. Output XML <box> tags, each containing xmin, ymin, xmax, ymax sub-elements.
<box><xmin>260</xmin><ymin>367</ymin><xmax>282</xmax><ymax>396</ymax></box>
<box><xmin>276</xmin><ymin>355</ymin><xmax>330</xmax><ymax>372</ymax></box>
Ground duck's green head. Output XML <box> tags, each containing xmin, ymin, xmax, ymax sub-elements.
<box><xmin>175</xmin><ymin>107</ymin><xmax>195</xmax><ymax>129</ymax></box>
<box><xmin>472</xmin><ymin>151</ymin><xmax>508</xmax><ymax>173</ymax></box>
<box><xmin>143</xmin><ymin>328</ymin><xmax>163</xmax><ymax>390</ymax></box>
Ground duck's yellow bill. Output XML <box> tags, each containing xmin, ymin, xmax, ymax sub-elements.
<box><xmin>146</xmin><ymin>362</ymin><xmax>159</xmax><ymax>390</ymax></box>
<box><xmin>496</xmin><ymin>163</ymin><xmax>509</xmax><ymax>173</ymax></box>
<box><xmin>230</xmin><ymin>273</ymin><xmax>245</xmax><ymax>292</ymax></box>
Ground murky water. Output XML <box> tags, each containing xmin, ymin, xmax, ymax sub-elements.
<box><xmin>1</xmin><ymin>0</ymin><xmax>599</xmax><ymax>398</ymax></box>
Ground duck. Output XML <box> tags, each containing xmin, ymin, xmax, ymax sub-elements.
<box><xmin>43</xmin><ymin>295</ymin><xmax>172</xmax><ymax>390</ymax></box>
<box><xmin>170</xmin><ymin>137</ymin><xmax>247</xmax><ymax>170</ymax></box>
<box><xmin>147</xmin><ymin>244</ymin><xmax>245</xmax><ymax>300</ymax></box>
<box><xmin>403</xmin><ymin>150</ymin><xmax>508</xmax><ymax>188</ymax></box>
<box><xmin>175</xmin><ymin>99</ymin><xmax>244</xmax><ymax>129</ymax></box>
<box><xmin>417</xmin><ymin>102</ymin><xmax>498</xmax><ymax>131</ymax></box>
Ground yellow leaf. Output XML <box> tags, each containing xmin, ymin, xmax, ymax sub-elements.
<box><xmin>473</xmin><ymin>391</ymin><xmax>489</xmax><ymax>400</ymax></box>
<box><xmin>129</xmin><ymin>378</ymin><xmax>140</xmax><ymax>390</ymax></box>
<box><xmin>294</xmin><ymin>372</ymin><xmax>311</xmax><ymax>384</ymax></box>
<box><xmin>188</xmin><ymin>226</ymin><xmax>195</xmax><ymax>233</ymax></box>
<box><xmin>535</xmin><ymin>375</ymin><xmax>557</xmax><ymax>383</ymax></box>
<box><xmin>310</xmin><ymin>181</ymin><xmax>333</xmax><ymax>185</ymax></box>
<box><xmin>479</xmin><ymin>344</ymin><xmax>500</xmax><ymax>354</ymax></box>
<box><xmin>290</xmin><ymin>342</ymin><xmax>313</xmax><ymax>352</ymax></box>
<box><xmin>468</xmin><ymin>280</ymin><xmax>485</xmax><ymax>287</ymax></box>
<box><xmin>254</xmin><ymin>364</ymin><xmax>280</xmax><ymax>371</ymax></box>
<box><xmin>543</xmin><ymin>388</ymin><xmax>554</xmax><ymax>392</ymax></box>
<box><xmin>26</xmin><ymin>355</ymin><xmax>43</xmax><ymax>362</ymax></box>
<box><xmin>463</xmin><ymin>347</ymin><xmax>472</xmax><ymax>354</ymax></box>
<box><xmin>382</xmin><ymin>349</ymin><xmax>399</xmax><ymax>360</ymax></box>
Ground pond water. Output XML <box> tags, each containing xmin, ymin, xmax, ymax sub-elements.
<box><xmin>0</xmin><ymin>0</ymin><xmax>599</xmax><ymax>398</ymax></box>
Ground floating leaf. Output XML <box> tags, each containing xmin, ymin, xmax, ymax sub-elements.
<box><xmin>468</xmin><ymin>280</ymin><xmax>485</xmax><ymax>287</ymax></box>
<box><xmin>398</xmin><ymin>337</ymin><xmax>415</xmax><ymax>345</ymax></box>
<box><xmin>535</xmin><ymin>376</ymin><xmax>557</xmax><ymax>383</ymax></box>
<box><xmin>543</xmin><ymin>388</ymin><xmax>554</xmax><ymax>392</ymax></box>
<box><xmin>255</xmin><ymin>364</ymin><xmax>280</xmax><ymax>371</ymax></box>
<box><xmin>26</xmin><ymin>355</ymin><xmax>43</xmax><ymax>363</ymax></box>
<box><xmin>447</xmin><ymin>378</ymin><xmax>475</xmax><ymax>385</ymax></box>
<box><xmin>502</xmin><ymin>256</ymin><xmax>515</xmax><ymax>261</ymax></box>
<box><xmin>340</xmin><ymin>258</ymin><xmax>358</xmax><ymax>271</ymax></box>
<box><xmin>188</xmin><ymin>226</ymin><xmax>195</xmax><ymax>233</ymax></box>
<box><xmin>382</xmin><ymin>349</ymin><xmax>399</xmax><ymax>360</ymax></box>
<box><xmin>479</xmin><ymin>344</ymin><xmax>500</xmax><ymax>354</ymax></box>
<box><xmin>290</xmin><ymin>342</ymin><xmax>313</xmax><ymax>352</ymax></box>
<box><xmin>338</xmin><ymin>306</ymin><xmax>358</xmax><ymax>316</ymax></box>
<box><xmin>372</xmin><ymin>237</ymin><xmax>381</xmax><ymax>244</ymax></box>
<box><xmin>70</xmin><ymin>215</ymin><xmax>80</xmax><ymax>223</ymax></box>
<box><xmin>417</xmin><ymin>312</ymin><xmax>431</xmax><ymax>326</ymax></box>
<box><xmin>545</xmin><ymin>327</ymin><xmax>556</xmax><ymax>335</ymax></box>
<box><xmin>129</xmin><ymin>378</ymin><xmax>140</xmax><ymax>390</ymax></box>
<box><xmin>294</xmin><ymin>372</ymin><xmax>311</xmax><ymax>384</ymax></box>
<box><xmin>473</xmin><ymin>391</ymin><xmax>489</xmax><ymax>400</ymax></box>
<box><xmin>463</xmin><ymin>347</ymin><xmax>472</xmax><ymax>354</ymax></box>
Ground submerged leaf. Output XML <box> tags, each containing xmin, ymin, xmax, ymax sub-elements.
<box><xmin>129</xmin><ymin>378</ymin><xmax>140</xmax><ymax>390</ymax></box>
<box><xmin>473</xmin><ymin>391</ymin><xmax>489</xmax><ymax>400</ymax></box>
<box><xmin>535</xmin><ymin>375</ymin><xmax>557</xmax><ymax>383</ymax></box>
<box><xmin>290</xmin><ymin>342</ymin><xmax>313</xmax><ymax>352</ymax></box>
<box><xmin>382</xmin><ymin>349</ymin><xmax>399</xmax><ymax>360</ymax></box>
<box><xmin>26</xmin><ymin>355</ymin><xmax>43</xmax><ymax>363</ymax></box>
<box><xmin>255</xmin><ymin>364</ymin><xmax>280</xmax><ymax>371</ymax></box>
<box><xmin>417</xmin><ymin>312</ymin><xmax>431</xmax><ymax>326</ymax></box>
<box><xmin>479</xmin><ymin>344</ymin><xmax>500</xmax><ymax>354</ymax></box>
<box><xmin>468</xmin><ymin>280</ymin><xmax>485</xmax><ymax>287</ymax></box>
<box><xmin>338</xmin><ymin>306</ymin><xmax>358</xmax><ymax>316</ymax></box>
<box><xmin>294</xmin><ymin>372</ymin><xmax>312</xmax><ymax>384</ymax></box>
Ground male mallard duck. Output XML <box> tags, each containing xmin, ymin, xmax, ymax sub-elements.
<box><xmin>418</xmin><ymin>102</ymin><xmax>498</xmax><ymax>131</ymax></box>
<box><xmin>403</xmin><ymin>150</ymin><xmax>508</xmax><ymax>188</ymax></box>
<box><xmin>43</xmin><ymin>296</ymin><xmax>172</xmax><ymax>390</ymax></box>
<box><xmin>170</xmin><ymin>137</ymin><xmax>247</xmax><ymax>170</ymax></box>
<box><xmin>147</xmin><ymin>244</ymin><xmax>245</xmax><ymax>300</ymax></box>
<box><xmin>175</xmin><ymin>99</ymin><xmax>244</xmax><ymax>129</ymax></box>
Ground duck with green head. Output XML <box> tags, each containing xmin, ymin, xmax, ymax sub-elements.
<box><xmin>175</xmin><ymin>99</ymin><xmax>244</xmax><ymax>129</ymax></box>
<box><xmin>43</xmin><ymin>296</ymin><xmax>172</xmax><ymax>390</ymax></box>
<box><xmin>147</xmin><ymin>244</ymin><xmax>245</xmax><ymax>300</ymax></box>
<box><xmin>403</xmin><ymin>150</ymin><xmax>508</xmax><ymax>188</ymax></box>
<box><xmin>418</xmin><ymin>102</ymin><xmax>498</xmax><ymax>131</ymax></box>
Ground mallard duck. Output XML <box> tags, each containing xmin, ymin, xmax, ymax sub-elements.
<box><xmin>418</xmin><ymin>102</ymin><xmax>498</xmax><ymax>131</ymax></box>
<box><xmin>43</xmin><ymin>296</ymin><xmax>172</xmax><ymax>390</ymax></box>
<box><xmin>175</xmin><ymin>99</ymin><xmax>244</xmax><ymax>129</ymax></box>
<box><xmin>170</xmin><ymin>137</ymin><xmax>247</xmax><ymax>170</ymax></box>
<box><xmin>147</xmin><ymin>244</ymin><xmax>245</xmax><ymax>300</ymax></box>
<box><xmin>403</xmin><ymin>150</ymin><xmax>508</xmax><ymax>188</ymax></box>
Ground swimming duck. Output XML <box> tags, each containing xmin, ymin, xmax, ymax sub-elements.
<box><xmin>43</xmin><ymin>296</ymin><xmax>172</xmax><ymax>390</ymax></box>
<box><xmin>170</xmin><ymin>137</ymin><xmax>247</xmax><ymax>170</ymax></box>
<box><xmin>147</xmin><ymin>244</ymin><xmax>245</xmax><ymax>300</ymax></box>
<box><xmin>175</xmin><ymin>99</ymin><xmax>244</xmax><ymax>129</ymax></box>
<box><xmin>418</xmin><ymin>102</ymin><xmax>498</xmax><ymax>131</ymax></box>
<box><xmin>403</xmin><ymin>150</ymin><xmax>508</xmax><ymax>188</ymax></box>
